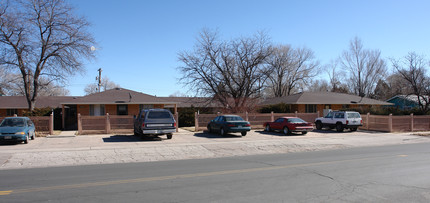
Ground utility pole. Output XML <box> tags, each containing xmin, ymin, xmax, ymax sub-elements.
<box><xmin>97</xmin><ymin>68</ymin><xmax>102</xmax><ymax>92</ymax></box>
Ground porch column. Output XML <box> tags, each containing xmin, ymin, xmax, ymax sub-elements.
<box><xmin>62</xmin><ymin>105</ymin><xmax>65</xmax><ymax>130</ymax></box>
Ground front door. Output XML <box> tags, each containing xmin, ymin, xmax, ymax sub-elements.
<box><xmin>64</xmin><ymin>105</ymin><xmax>77</xmax><ymax>130</ymax></box>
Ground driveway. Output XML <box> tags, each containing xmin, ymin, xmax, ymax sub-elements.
<box><xmin>0</xmin><ymin>129</ymin><xmax>429</xmax><ymax>170</ymax></box>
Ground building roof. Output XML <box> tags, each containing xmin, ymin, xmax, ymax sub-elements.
<box><xmin>0</xmin><ymin>96</ymin><xmax>79</xmax><ymax>109</ymax></box>
<box><xmin>61</xmin><ymin>88</ymin><xmax>176</xmax><ymax>105</ymax></box>
<box><xmin>160</xmin><ymin>97</ymin><xmax>220</xmax><ymax>108</ymax></box>
<box><xmin>261</xmin><ymin>92</ymin><xmax>393</xmax><ymax>106</ymax></box>
<box><xmin>387</xmin><ymin>95</ymin><xmax>429</xmax><ymax>104</ymax></box>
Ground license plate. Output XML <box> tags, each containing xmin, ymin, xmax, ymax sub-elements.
<box><xmin>238</xmin><ymin>125</ymin><xmax>242</xmax><ymax>128</ymax></box>
<box><xmin>4</xmin><ymin>136</ymin><xmax>11</xmax><ymax>139</ymax></box>
<box><xmin>352</xmin><ymin>121</ymin><xmax>357</xmax><ymax>124</ymax></box>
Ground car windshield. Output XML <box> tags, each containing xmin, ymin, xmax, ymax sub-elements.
<box><xmin>288</xmin><ymin>118</ymin><xmax>306</xmax><ymax>123</ymax></box>
<box><xmin>347</xmin><ymin>113</ymin><xmax>361</xmax><ymax>118</ymax></box>
<box><xmin>147</xmin><ymin>111</ymin><xmax>171</xmax><ymax>119</ymax></box>
<box><xmin>225</xmin><ymin>116</ymin><xmax>244</xmax><ymax>121</ymax></box>
<box><xmin>0</xmin><ymin>118</ymin><xmax>25</xmax><ymax>127</ymax></box>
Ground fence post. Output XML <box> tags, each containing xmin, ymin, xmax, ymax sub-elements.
<box><xmin>271</xmin><ymin>111</ymin><xmax>274</xmax><ymax>122</ymax></box>
<box><xmin>388</xmin><ymin>114</ymin><xmax>393</xmax><ymax>132</ymax></box>
<box><xmin>195</xmin><ymin>112</ymin><xmax>199</xmax><ymax>132</ymax></box>
<box><xmin>105</xmin><ymin>113</ymin><xmax>111</xmax><ymax>134</ymax></box>
<box><xmin>410</xmin><ymin>113</ymin><xmax>414</xmax><ymax>132</ymax></box>
<box><xmin>49</xmin><ymin>113</ymin><xmax>54</xmax><ymax>135</ymax></box>
<box><xmin>295</xmin><ymin>111</ymin><xmax>298</xmax><ymax>117</ymax></box>
<box><xmin>245</xmin><ymin>111</ymin><xmax>249</xmax><ymax>121</ymax></box>
<box><xmin>366</xmin><ymin>113</ymin><xmax>370</xmax><ymax>130</ymax></box>
<box><xmin>175</xmin><ymin>112</ymin><xmax>179</xmax><ymax>132</ymax></box>
<box><xmin>78</xmin><ymin>113</ymin><xmax>82</xmax><ymax>135</ymax></box>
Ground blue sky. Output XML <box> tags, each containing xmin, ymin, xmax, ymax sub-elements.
<box><xmin>68</xmin><ymin>0</ymin><xmax>430</xmax><ymax>96</ymax></box>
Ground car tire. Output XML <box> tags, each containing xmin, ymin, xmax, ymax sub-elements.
<box><xmin>167</xmin><ymin>133</ymin><xmax>173</xmax><ymax>139</ymax></box>
<box><xmin>207</xmin><ymin>125</ymin><xmax>212</xmax><ymax>133</ymax></box>
<box><xmin>302</xmin><ymin>131</ymin><xmax>307</xmax><ymax>135</ymax></box>
<box><xmin>283</xmin><ymin>127</ymin><xmax>290</xmax><ymax>135</ymax></box>
<box><xmin>316</xmin><ymin>121</ymin><xmax>323</xmax><ymax>130</ymax></box>
<box><xmin>24</xmin><ymin>135</ymin><xmax>29</xmax><ymax>144</ymax></box>
<box><xmin>350</xmin><ymin>127</ymin><xmax>358</xmax><ymax>131</ymax></box>
<box><xmin>241</xmin><ymin>131</ymin><xmax>247</xmax><ymax>136</ymax></box>
<box><xmin>133</xmin><ymin>128</ymin><xmax>138</xmax><ymax>136</ymax></box>
<box><xmin>265</xmin><ymin>125</ymin><xmax>271</xmax><ymax>132</ymax></box>
<box><xmin>336</xmin><ymin>123</ymin><xmax>344</xmax><ymax>132</ymax></box>
<box><xmin>220</xmin><ymin>128</ymin><xmax>226</xmax><ymax>136</ymax></box>
<box><xmin>31</xmin><ymin>132</ymin><xmax>35</xmax><ymax>140</ymax></box>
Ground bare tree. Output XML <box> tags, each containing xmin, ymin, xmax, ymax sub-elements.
<box><xmin>391</xmin><ymin>52</ymin><xmax>430</xmax><ymax>113</ymax></box>
<box><xmin>2</xmin><ymin>72</ymin><xmax>69</xmax><ymax>96</ymax></box>
<box><xmin>178</xmin><ymin>29</ymin><xmax>272</xmax><ymax>112</ymax></box>
<box><xmin>305</xmin><ymin>79</ymin><xmax>329</xmax><ymax>92</ymax></box>
<box><xmin>265</xmin><ymin>45</ymin><xmax>319</xmax><ymax>97</ymax></box>
<box><xmin>340</xmin><ymin>37</ymin><xmax>386</xmax><ymax>97</ymax></box>
<box><xmin>0</xmin><ymin>0</ymin><xmax>96</xmax><ymax>111</ymax></box>
<box><xmin>84</xmin><ymin>77</ymin><xmax>120</xmax><ymax>95</ymax></box>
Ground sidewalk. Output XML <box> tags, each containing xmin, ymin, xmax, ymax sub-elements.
<box><xmin>1</xmin><ymin>130</ymin><xmax>429</xmax><ymax>170</ymax></box>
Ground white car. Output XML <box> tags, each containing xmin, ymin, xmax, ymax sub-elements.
<box><xmin>315</xmin><ymin>111</ymin><xmax>362</xmax><ymax>132</ymax></box>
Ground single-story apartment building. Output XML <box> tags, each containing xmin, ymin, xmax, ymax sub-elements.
<box><xmin>0</xmin><ymin>89</ymin><xmax>395</xmax><ymax>129</ymax></box>
<box><xmin>60</xmin><ymin>88</ymin><xmax>178</xmax><ymax>130</ymax></box>
<box><xmin>386</xmin><ymin>95</ymin><xmax>429</xmax><ymax>110</ymax></box>
<box><xmin>261</xmin><ymin>92</ymin><xmax>393</xmax><ymax>116</ymax></box>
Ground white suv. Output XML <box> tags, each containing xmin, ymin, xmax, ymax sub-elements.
<box><xmin>315</xmin><ymin>111</ymin><xmax>362</xmax><ymax>132</ymax></box>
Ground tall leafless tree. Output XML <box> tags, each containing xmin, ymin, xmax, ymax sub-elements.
<box><xmin>0</xmin><ymin>0</ymin><xmax>95</xmax><ymax>111</ymax></box>
<box><xmin>265</xmin><ymin>45</ymin><xmax>319</xmax><ymax>97</ymax></box>
<box><xmin>391</xmin><ymin>52</ymin><xmax>430</xmax><ymax>113</ymax></box>
<box><xmin>340</xmin><ymin>37</ymin><xmax>386</xmax><ymax>97</ymax></box>
<box><xmin>178</xmin><ymin>29</ymin><xmax>272</xmax><ymax>112</ymax></box>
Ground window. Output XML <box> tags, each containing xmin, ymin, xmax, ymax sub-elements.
<box><xmin>90</xmin><ymin>104</ymin><xmax>105</xmax><ymax>116</ymax></box>
<box><xmin>117</xmin><ymin>105</ymin><xmax>128</xmax><ymax>115</ymax></box>
<box><xmin>6</xmin><ymin>109</ymin><xmax>18</xmax><ymax>116</ymax></box>
<box><xmin>325</xmin><ymin>112</ymin><xmax>333</xmax><ymax>118</ymax></box>
<box><xmin>275</xmin><ymin>118</ymin><xmax>284</xmax><ymax>123</ymax></box>
<box><xmin>147</xmin><ymin>111</ymin><xmax>172</xmax><ymax>119</ymax></box>
<box><xmin>334</xmin><ymin>112</ymin><xmax>344</xmax><ymax>118</ymax></box>
<box><xmin>305</xmin><ymin>104</ymin><xmax>317</xmax><ymax>113</ymax></box>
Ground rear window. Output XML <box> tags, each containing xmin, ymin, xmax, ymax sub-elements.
<box><xmin>147</xmin><ymin>111</ymin><xmax>172</xmax><ymax>119</ymax></box>
<box><xmin>225</xmin><ymin>116</ymin><xmax>244</xmax><ymax>121</ymax></box>
<box><xmin>347</xmin><ymin>113</ymin><xmax>361</xmax><ymax>118</ymax></box>
<box><xmin>288</xmin><ymin>118</ymin><xmax>306</xmax><ymax>123</ymax></box>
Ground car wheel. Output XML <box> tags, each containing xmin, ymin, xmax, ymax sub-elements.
<box><xmin>265</xmin><ymin>125</ymin><xmax>271</xmax><ymax>132</ymax></box>
<box><xmin>24</xmin><ymin>135</ymin><xmax>29</xmax><ymax>144</ymax></box>
<box><xmin>133</xmin><ymin>128</ymin><xmax>138</xmax><ymax>136</ymax></box>
<box><xmin>207</xmin><ymin>125</ymin><xmax>212</xmax><ymax>133</ymax></box>
<box><xmin>283</xmin><ymin>127</ymin><xmax>290</xmax><ymax>135</ymax></box>
<box><xmin>31</xmin><ymin>132</ymin><xmax>35</xmax><ymax>140</ymax></box>
<box><xmin>241</xmin><ymin>131</ymin><xmax>247</xmax><ymax>136</ymax></box>
<box><xmin>316</xmin><ymin>121</ymin><xmax>323</xmax><ymax>130</ymax></box>
<box><xmin>220</xmin><ymin>128</ymin><xmax>226</xmax><ymax>136</ymax></box>
<box><xmin>302</xmin><ymin>131</ymin><xmax>308</xmax><ymax>135</ymax></box>
<box><xmin>336</xmin><ymin>123</ymin><xmax>344</xmax><ymax>132</ymax></box>
<box><xmin>350</xmin><ymin>127</ymin><xmax>357</xmax><ymax>131</ymax></box>
<box><xmin>167</xmin><ymin>133</ymin><xmax>173</xmax><ymax>139</ymax></box>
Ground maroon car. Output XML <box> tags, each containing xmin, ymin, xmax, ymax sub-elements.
<box><xmin>264</xmin><ymin>117</ymin><xmax>313</xmax><ymax>135</ymax></box>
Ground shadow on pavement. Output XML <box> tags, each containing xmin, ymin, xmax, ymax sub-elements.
<box><xmin>102</xmin><ymin>135</ymin><xmax>163</xmax><ymax>142</ymax></box>
<box><xmin>194</xmin><ymin>131</ymin><xmax>243</xmax><ymax>138</ymax></box>
<box><xmin>0</xmin><ymin>141</ymin><xmax>20</xmax><ymax>145</ymax></box>
<box><xmin>256</xmin><ymin>130</ymin><xmax>307</xmax><ymax>136</ymax></box>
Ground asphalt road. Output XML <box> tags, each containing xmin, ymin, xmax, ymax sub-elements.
<box><xmin>1</xmin><ymin>142</ymin><xmax>430</xmax><ymax>202</ymax></box>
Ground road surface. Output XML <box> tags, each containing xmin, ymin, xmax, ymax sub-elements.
<box><xmin>1</xmin><ymin>142</ymin><xmax>430</xmax><ymax>202</ymax></box>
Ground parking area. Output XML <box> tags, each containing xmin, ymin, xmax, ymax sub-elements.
<box><xmin>1</xmin><ymin>129</ymin><xmax>430</xmax><ymax>170</ymax></box>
